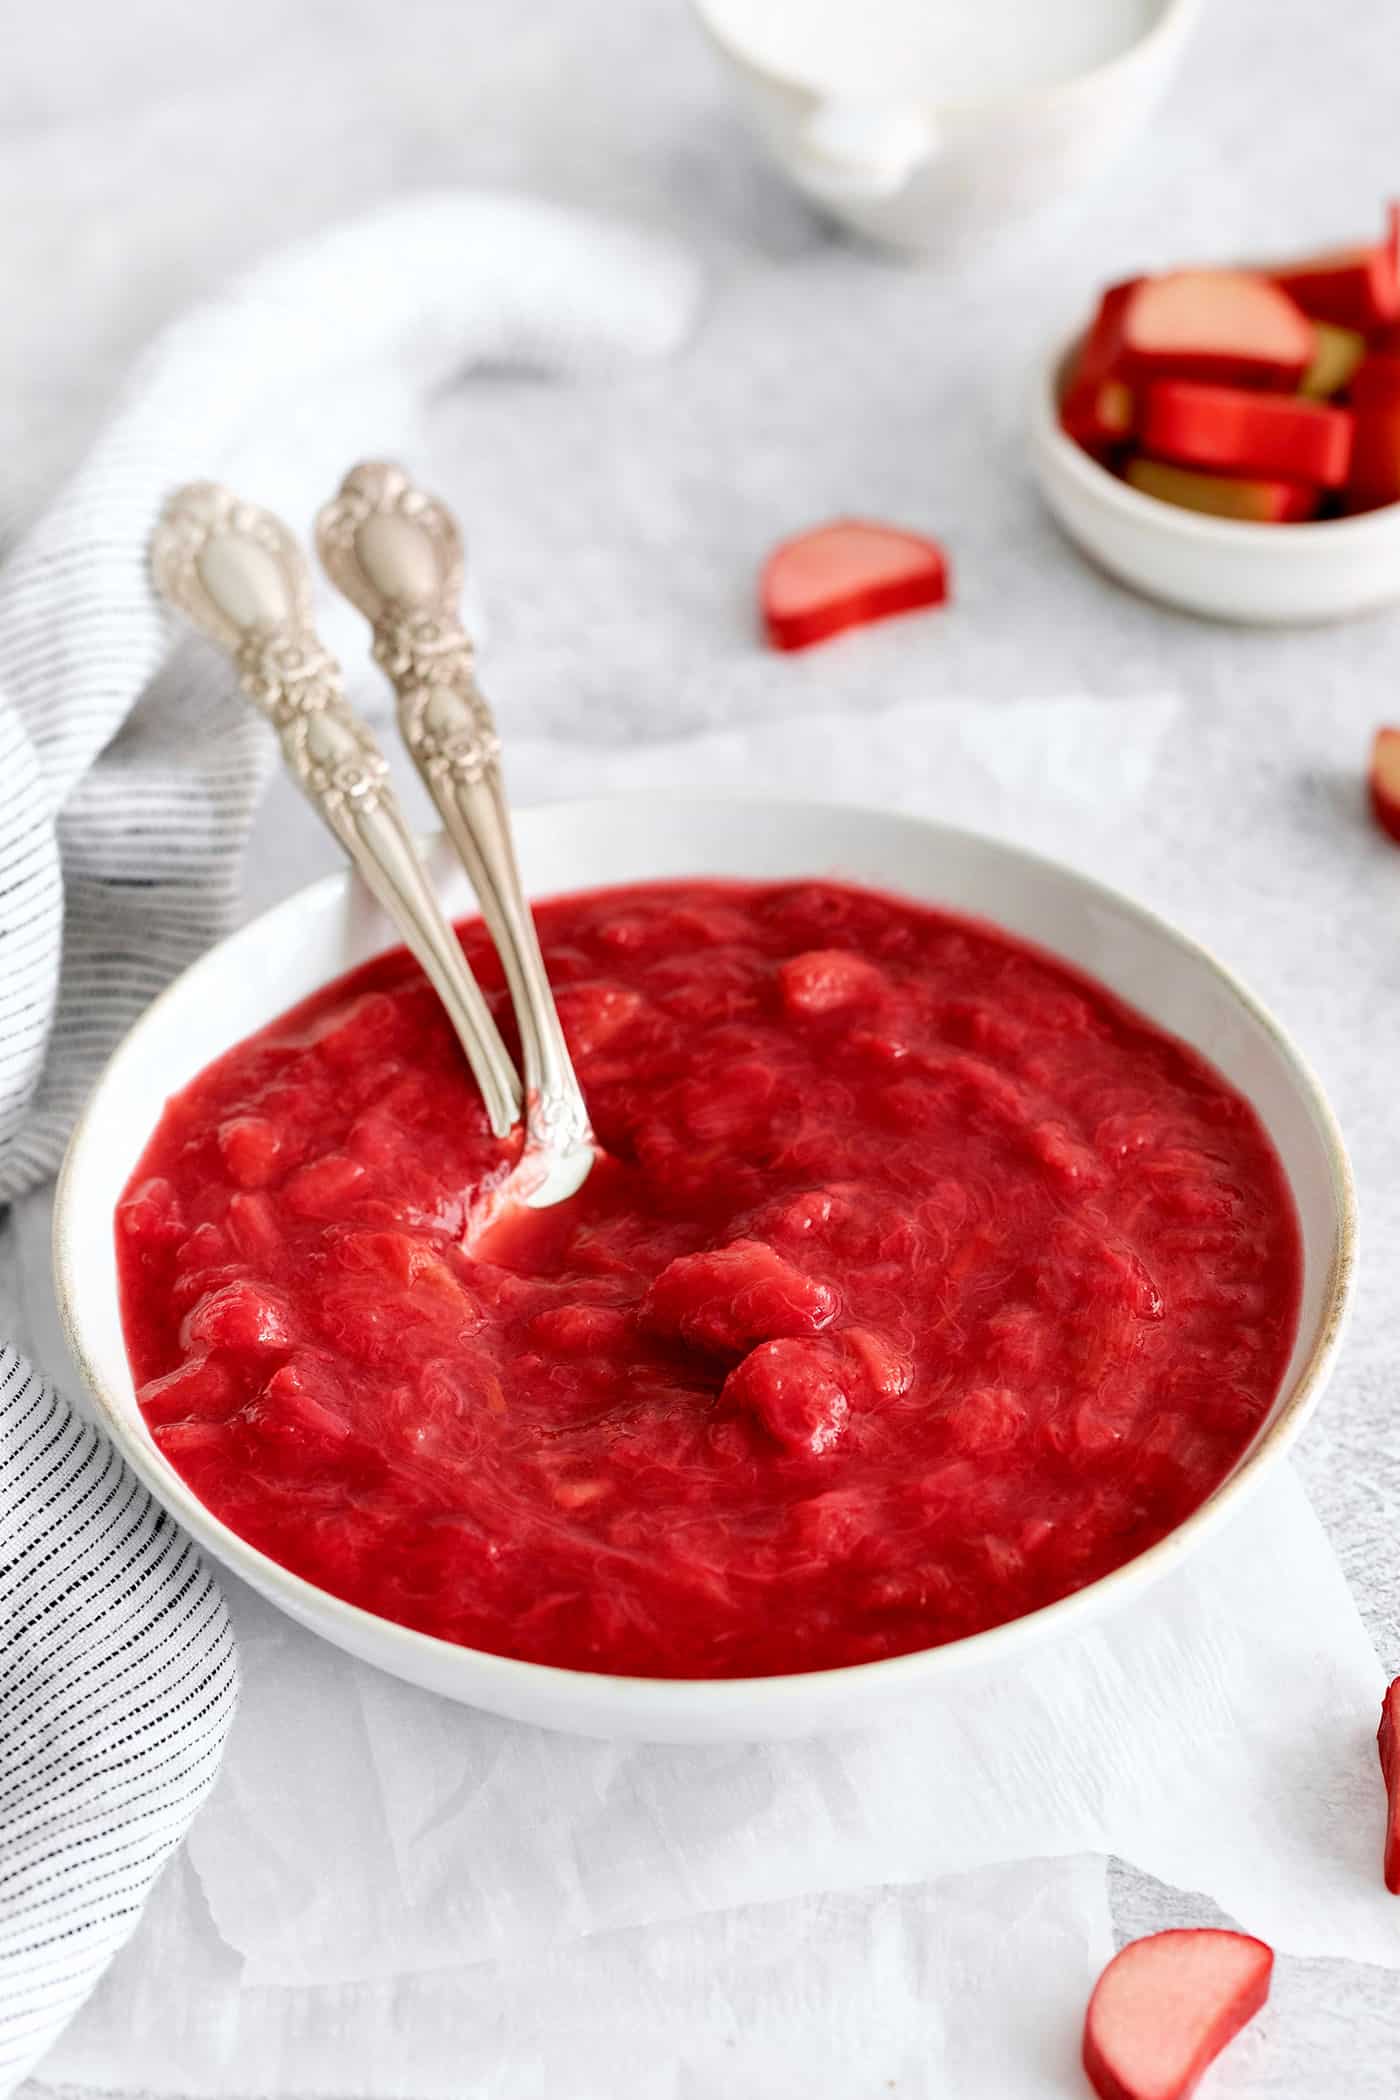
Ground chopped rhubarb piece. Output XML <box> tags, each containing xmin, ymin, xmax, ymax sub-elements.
<box><xmin>723</xmin><ymin>1338</ymin><xmax>851</xmax><ymax>1455</ymax></box>
<box><xmin>1083</xmin><ymin>1929</ymin><xmax>1273</xmax><ymax>2100</ymax></box>
<box><xmin>760</xmin><ymin>520</ymin><xmax>949</xmax><ymax>652</ymax></box>
<box><xmin>181</xmin><ymin>1279</ymin><xmax>296</xmax><ymax>1354</ymax></box>
<box><xmin>1124</xmin><ymin>457</ymin><xmax>1319</xmax><ymax>523</ymax></box>
<box><xmin>138</xmin><ymin>1355</ymin><xmax>237</xmax><ymax>1427</ymax></box>
<box><xmin>284</xmin><ymin>1151</ymin><xmax>367</xmax><ymax>1218</ymax></box>
<box><xmin>1369</xmin><ymin>728</ymin><xmax>1400</xmax><ymax>844</ymax></box>
<box><xmin>117</xmin><ymin>1175</ymin><xmax>186</xmax><ymax>1249</ymax></box>
<box><xmin>1299</xmin><ymin>321</ymin><xmax>1367</xmax><ymax>399</ymax></box>
<box><xmin>1061</xmin><ymin>375</ymin><xmax>1136</xmax><ymax>455</ymax></box>
<box><xmin>1347</xmin><ymin>406</ymin><xmax>1400</xmax><ymax>511</ymax></box>
<box><xmin>1379</xmin><ymin>1676</ymin><xmax>1400</xmax><ymax>1891</ymax></box>
<box><xmin>777</xmin><ymin>948</ymin><xmax>887</xmax><ymax>1018</ymax></box>
<box><xmin>1274</xmin><ymin>230</ymin><xmax>1400</xmax><ymax>333</ymax></box>
<box><xmin>217</xmin><ymin>1114</ymin><xmax>284</xmax><ymax>1189</ymax></box>
<box><xmin>640</xmin><ymin>1238</ymin><xmax>837</xmax><ymax>1355</ymax></box>
<box><xmin>1118</xmin><ymin>271</ymin><xmax>1314</xmax><ymax>390</ymax></box>
<box><xmin>1349</xmin><ymin>354</ymin><xmax>1400</xmax><ymax>409</ymax></box>
<box><xmin>555</xmin><ymin>982</ymin><xmax>644</xmax><ymax>1058</ymax></box>
<box><xmin>1139</xmin><ymin>381</ymin><xmax>1353</xmax><ymax>487</ymax></box>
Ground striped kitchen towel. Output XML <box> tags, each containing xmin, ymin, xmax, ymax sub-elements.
<box><xmin>0</xmin><ymin>1348</ymin><xmax>237</xmax><ymax>2087</ymax></box>
<box><xmin>0</xmin><ymin>190</ymin><xmax>698</xmax><ymax>2088</ymax></box>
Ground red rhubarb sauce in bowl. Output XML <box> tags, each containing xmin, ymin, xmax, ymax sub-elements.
<box><xmin>115</xmin><ymin>872</ymin><xmax>1303</xmax><ymax>1682</ymax></box>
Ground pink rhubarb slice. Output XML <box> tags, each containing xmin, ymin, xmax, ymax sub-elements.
<box><xmin>761</xmin><ymin>520</ymin><xmax>949</xmax><ymax>652</ymax></box>
<box><xmin>1083</xmin><ymin>1928</ymin><xmax>1274</xmax><ymax>2100</ymax></box>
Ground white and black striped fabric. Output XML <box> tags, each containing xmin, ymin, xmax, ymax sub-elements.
<box><xmin>0</xmin><ymin>1348</ymin><xmax>237</xmax><ymax>2087</ymax></box>
<box><xmin>0</xmin><ymin>191</ymin><xmax>697</xmax><ymax>2089</ymax></box>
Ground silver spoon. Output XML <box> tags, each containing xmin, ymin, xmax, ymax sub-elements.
<box><xmin>150</xmin><ymin>483</ymin><xmax>522</xmax><ymax>1142</ymax></box>
<box><xmin>316</xmin><ymin>462</ymin><xmax>595</xmax><ymax>1210</ymax></box>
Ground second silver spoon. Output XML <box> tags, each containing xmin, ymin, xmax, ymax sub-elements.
<box><xmin>317</xmin><ymin>462</ymin><xmax>595</xmax><ymax>1209</ymax></box>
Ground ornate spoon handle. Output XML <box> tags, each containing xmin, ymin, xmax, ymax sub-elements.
<box><xmin>316</xmin><ymin>463</ymin><xmax>594</xmax><ymax>1208</ymax></box>
<box><xmin>150</xmin><ymin>483</ymin><xmax>522</xmax><ymax>1141</ymax></box>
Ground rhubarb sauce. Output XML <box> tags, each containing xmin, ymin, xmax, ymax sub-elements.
<box><xmin>117</xmin><ymin>879</ymin><xmax>1301</xmax><ymax>1678</ymax></box>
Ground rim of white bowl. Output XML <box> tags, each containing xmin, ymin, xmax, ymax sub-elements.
<box><xmin>1033</xmin><ymin>329</ymin><xmax>1400</xmax><ymax>548</ymax></box>
<box><xmin>690</xmin><ymin>0</ymin><xmax>1202</xmax><ymax>122</ymax></box>
<box><xmin>53</xmin><ymin>793</ymin><xmax>1358</xmax><ymax>1715</ymax></box>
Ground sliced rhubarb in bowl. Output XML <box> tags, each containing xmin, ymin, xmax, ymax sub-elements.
<box><xmin>1061</xmin><ymin>375</ymin><xmax>1136</xmax><ymax>456</ymax></box>
<box><xmin>1368</xmin><ymin>728</ymin><xmax>1400</xmax><ymax>845</ymax></box>
<box><xmin>1083</xmin><ymin>1928</ymin><xmax>1273</xmax><ymax>2100</ymax></box>
<box><xmin>1347</xmin><ymin>406</ymin><xmax>1400</xmax><ymax>512</ymax></box>
<box><xmin>1117</xmin><ymin>271</ymin><xmax>1314</xmax><ymax>390</ymax></box>
<box><xmin>1139</xmin><ymin>381</ymin><xmax>1353</xmax><ymax>488</ymax></box>
<box><xmin>1300</xmin><ymin>322</ymin><xmax>1367</xmax><ymax>400</ymax></box>
<box><xmin>1123</xmin><ymin>457</ymin><xmax>1319</xmax><ymax>523</ymax></box>
<box><xmin>1349</xmin><ymin>354</ymin><xmax>1400</xmax><ymax>410</ymax></box>
<box><xmin>1274</xmin><ymin>235</ymin><xmax>1400</xmax><ymax>333</ymax></box>
<box><xmin>760</xmin><ymin>519</ymin><xmax>949</xmax><ymax>651</ymax></box>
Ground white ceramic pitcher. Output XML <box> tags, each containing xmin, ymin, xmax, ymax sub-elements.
<box><xmin>690</xmin><ymin>0</ymin><xmax>1202</xmax><ymax>253</ymax></box>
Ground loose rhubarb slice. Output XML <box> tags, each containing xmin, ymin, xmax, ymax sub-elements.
<box><xmin>1299</xmin><ymin>321</ymin><xmax>1367</xmax><ymax>399</ymax></box>
<box><xmin>1139</xmin><ymin>381</ymin><xmax>1353</xmax><ymax>487</ymax></box>
<box><xmin>1124</xmin><ymin>457</ymin><xmax>1319</xmax><ymax>523</ymax></box>
<box><xmin>1379</xmin><ymin>1676</ymin><xmax>1400</xmax><ymax>1888</ymax></box>
<box><xmin>1346</xmin><ymin>405</ymin><xmax>1400</xmax><ymax>511</ymax></box>
<box><xmin>1117</xmin><ymin>271</ymin><xmax>1314</xmax><ymax>390</ymax></box>
<box><xmin>1274</xmin><ymin>223</ymin><xmax>1400</xmax><ymax>333</ymax></box>
<box><xmin>761</xmin><ymin>520</ymin><xmax>949</xmax><ymax>651</ymax></box>
<box><xmin>1083</xmin><ymin>1929</ymin><xmax>1274</xmax><ymax>2100</ymax></box>
<box><xmin>1369</xmin><ymin>729</ymin><xmax>1400</xmax><ymax>846</ymax></box>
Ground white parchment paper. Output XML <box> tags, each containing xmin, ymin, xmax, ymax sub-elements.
<box><xmin>43</xmin><ymin>1850</ymin><xmax>1116</xmax><ymax>2100</ymax></box>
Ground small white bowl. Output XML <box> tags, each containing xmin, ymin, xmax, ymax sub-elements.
<box><xmin>1032</xmin><ymin>332</ymin><xmax>1400</xmax><ymax>623</ymax></box>
<box><xmin>54</xmin><ymin>796</ymin><xmax>1356</xmax><ymax>1741</ymax></box>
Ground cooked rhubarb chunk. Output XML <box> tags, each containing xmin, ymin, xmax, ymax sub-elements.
<box><xmin>641</xmin><ymin>1240</ymin><xmax>837</xmax><ymax>1355</ymax></box>
<box><xmin>777</xmin><ymin>948</ymin><xmax>887</xmax><ymax>1017</ymax></box>
<box><xmin>181</xmin><ymin>1279</ymin><xmax>296</xmax><ymax>1354</ymax></box>
<box><xmin>723</xmin><ymin>1338</ymin><xmax>852</xmax><ymax>1455</ymax></box>
<box><xmin>117</xmin><ymin>1176</ymin><xmax>186</xmax><ymax>1249</ymax></box>
<box><xmin>216</xmin><ymin>1114</ymin><xmax>284</xmax><ymax>1189</ymax></box>
<box><xmin>1124</xmin><ymin>457</ymin><xmax>1319</xmax><ymax>522</ymax></box>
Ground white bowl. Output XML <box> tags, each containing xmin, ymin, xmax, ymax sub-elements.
<box><xmin>1032</xmin><ymin>332</ymin><xmax>1400</xmax><ymax>623</ymax></box>
<box><xmin>689</xmin><ymin>0</ymin><xmax>1201</xmax><ymax>255</ymax></box>
<box><xmin>54</xmin><ymin>796</ymin><xmax>1356</xmax><ymax>1741</ymax></box>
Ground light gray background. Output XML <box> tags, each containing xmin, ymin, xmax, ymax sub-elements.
<box><xmin>6</xmin><ymin>0</ymin><xmax>1400</xmax><ymax>2090</ymax></box>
